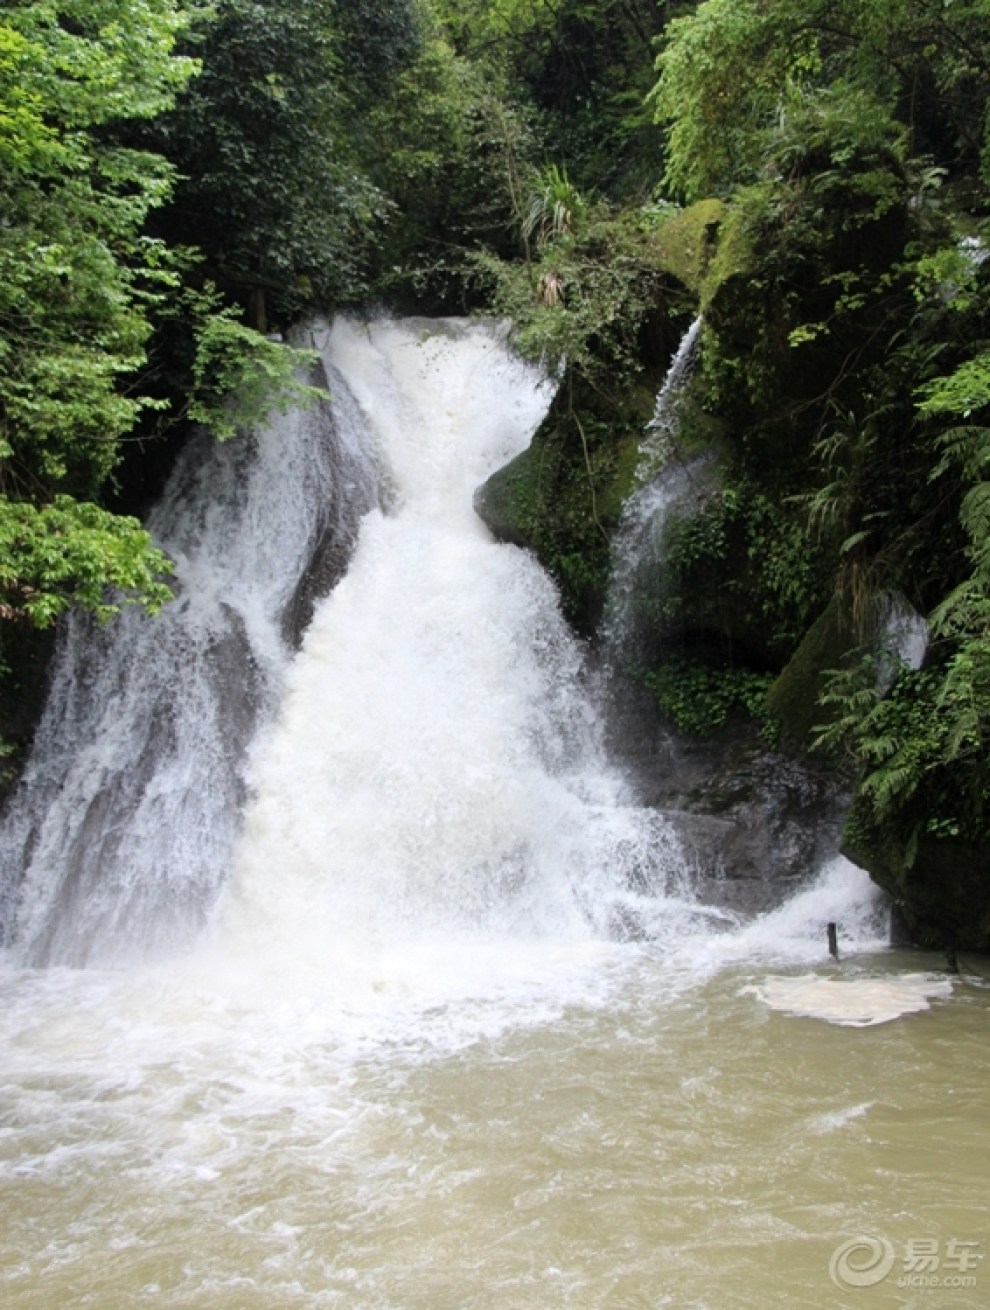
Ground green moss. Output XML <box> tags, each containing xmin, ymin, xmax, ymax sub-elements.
<box><xmin>765</xmin><ymin>594</ymin><xmax>857</xmax><ymax>751</ymax></box>
<box><xmin>641</xmin><ymin>657</ymin><xmax>773</xmax><ymax>735</ymax></box>
<box><xmin>659</xmin><ymin>479</ymin><xmax>829</xmax><ymax>667</ymax></box>
<box><xmin>475</xmin><ymin>360</ymin><xmax>668</xmax><ymax>629</ymax></box>
<box><xmin>699</xmin><ymin>188</ymin><xmax>764</xmax><ymax>308</ymax></box>
<box><xmin>597</xmin><ymin>431</ymin><xmax>642</xmax><ymax>522</ymax></box>
<box><xmin>665</xmin><ymin>375</ymin><xmax>727</xmax><ymax>460</ymax></box>
<box><xmin>651</xmin><ymin>199</ymin><xmax>726</xmax><ymax>293</ymax></box>
<box><xmin>472</xmin><ymin>446</ymin><xmax>540</xmax><ymax>549</ymax></box>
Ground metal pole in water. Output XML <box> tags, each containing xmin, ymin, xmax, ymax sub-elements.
<box><xmin>827</xmin><ymin>922</ymin><xmax>839</xmax><ymax>960</ymax></box>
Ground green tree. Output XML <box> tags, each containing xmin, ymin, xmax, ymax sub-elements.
<box><xmin>360</xmin><ymin>27</ymin><xmax>539</xmax><ymax>304</ymax></box>
<box><xmin>439</xmin><ymin>0</ymin><xmax>669</xmax><ymax>195</ymax></box>
<box><xmin>652</xmin><ymin>0</ymin><xmax>990</xmax><ymax>201</ymax></box>
<box><xmin>148</xmin><ymin>0</ymin><xmax>422</xmax><ymax>324</ymax></box>
<box><xmin>0</xmin><ymin>0</ymin><xmax>199</xmax><ymax>627</ymax></box>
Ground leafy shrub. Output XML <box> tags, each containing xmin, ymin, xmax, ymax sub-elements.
<box><xmin>642</xmin><ymin>657</ymin><xmax>774</xmax><ymax>735</ymax></box>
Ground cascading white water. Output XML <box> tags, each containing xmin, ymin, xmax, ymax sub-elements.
<box><xmin>0</xmin><ymin>362</ymin><xmax>380</xmax><ymax>966</ymax></box>
<box><xmin>0</xmin><ymin>312</ymin><xmax>885</xmax><ymax>976</ymax></box>
<box><xmin>643</xmin><ymin>316</ymin><xmax>704</xmax><ymax>462</ymax></box>
<box><xmin>219</xmin><ymin>317</ymin><xmax>693</xmax><ymax>975</ymax></box>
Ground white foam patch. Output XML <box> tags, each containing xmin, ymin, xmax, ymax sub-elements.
<box><xmin>806</xmin><ymin>1100</ymin><xmax>874</xmax><ymax>1135</ymax></box>
<box><xmin>744</xmin><ymin>971</ymin><xmax>954</xmax><ymax>1026</ymax></box>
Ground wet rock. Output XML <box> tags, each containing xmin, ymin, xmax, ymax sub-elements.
<box><xmin>603</xmin><ymin>677</ymin><xmax>849</xmax><ymax>918</ymax></box>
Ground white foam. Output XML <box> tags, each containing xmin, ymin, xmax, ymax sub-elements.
<box><xmin>744</xmin><ymin>971</ymin><xmax>954</xmax><ymax>1026</ymax></box>
<box><xmin>217</xmin><ymin>316</ymin><xmax>694</xmax><ymax>981</ymax></box>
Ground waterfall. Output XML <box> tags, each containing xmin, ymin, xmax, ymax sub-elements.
<box><xmin>0</xmin><ymin>315</ymin><xmax>697</xmax><ymax>972</ymax></box>
<box><xmin>220</xmin><ymin>317</ymin><xmax>692</xmax><ymax>968</ymax></box>
<box><xmin>603</xmin><ymin>316</ymin><xmax>706</xmax><ymax>661</ymax></box>
<box><xmin>0</xmin><ymin>354</ymin><xmax>380</xmax><ymax>966</ymax></box>
<box><xmin>643</xmin><ymin>316</ymin><xmax>704</xmax><ymax>464</ymax></box>
<box><xmin>0</xmin><ymin>310</ymin><xmax>888</xmax><ymax>983</ymax></box>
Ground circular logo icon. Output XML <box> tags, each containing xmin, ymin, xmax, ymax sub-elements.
<box><xmin>829</xmin><ymin>1236</ymin><xmax>896</xmax><ymax>1289</ymax></box>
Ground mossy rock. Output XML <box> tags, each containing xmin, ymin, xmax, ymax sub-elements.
<box><xmin>475</xmin><ymin>310</ymin><xmax>688</xmax><ymax>630</ymax></box>
<box><xmin>652</xmin><ymin>199</ymin><xmax>725</xmax><ymax>294</ymax></box>
<box><xmin>473</xmin><ymin>444</ymin><xmax>544</xmax><ymax>550</ymax></box>
<box><xmin>474</xmin><ymin>387</ymin><xmax>644</xmax><ymax>630</ymax></box>
<box><xmin>765</xmin><ymin>594</ymin><xmax>857</xmax><ymax>751</ymax></box>
<box><xmin>698</xmin><ymin>189</ymin><xmax>764</xmax><ymax>309</ymax></box>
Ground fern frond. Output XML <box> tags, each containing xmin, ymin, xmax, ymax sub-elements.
<box><xmin>930</xmin><ymin>424</ymin><xmax>990</xmax><ymax>482</ymax></box>
<box><xmin>931</xmin><ymin>579</ymin><xmax>990</xmax><ymax>639</ymax></box>
<box><xmin>960</xmin><ymin>481</ymin><xmax>990</xmax><ymax>549</ymax></box>
<box><xmin>919</xmin><ymin>352</ymin><xmax>990</xmax><ymax>419</ymax></box>
<box><xmin>861</xmin><ymin>761</ymin><xmax>919</xmax><ymax>816</ymax></box>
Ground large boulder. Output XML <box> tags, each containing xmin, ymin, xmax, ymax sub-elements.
<box><xmin>474</xmin><ymin>353</ymin><xmax>675</xmax><ymax>632</ymax></box>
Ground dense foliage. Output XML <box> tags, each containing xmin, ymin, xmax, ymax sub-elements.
<box><xmin>0</xmin><ymin>0</ymin><xmax>192</xmax><ymax>628</ymax></box>
<box><xmin>646</xmin><ymin>0</ymin><xmax>990</xmax><ymax>940</ymax></box>
<box><xmin>0</xmin><ymin>0</ymin><xmax>333</xmax><ymax>637</ymax></box>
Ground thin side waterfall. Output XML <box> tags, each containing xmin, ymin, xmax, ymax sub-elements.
<box><xmin>644</xmin><ymin>316</ymin><xmax>704</xmax><ymax>458</ymax></box>
<box><xmin>0</xmin><ymin>360</ymin><xmax>380</xmax><ymax>966</ymax></box>
<box><xmin>603</xmin><ymin>317</ymin><xmax>706</xmax><ymax>661</ymax></box>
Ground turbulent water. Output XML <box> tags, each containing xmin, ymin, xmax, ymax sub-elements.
<box><xmin>223</xmin><ymin>317</ymin><xmax>688</xmax><ymax>967</ymax></box>
<box><xmin>0</xmin><ymin>316</ymin><xmax>987</xmax><ymax>1310</ymax></box>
